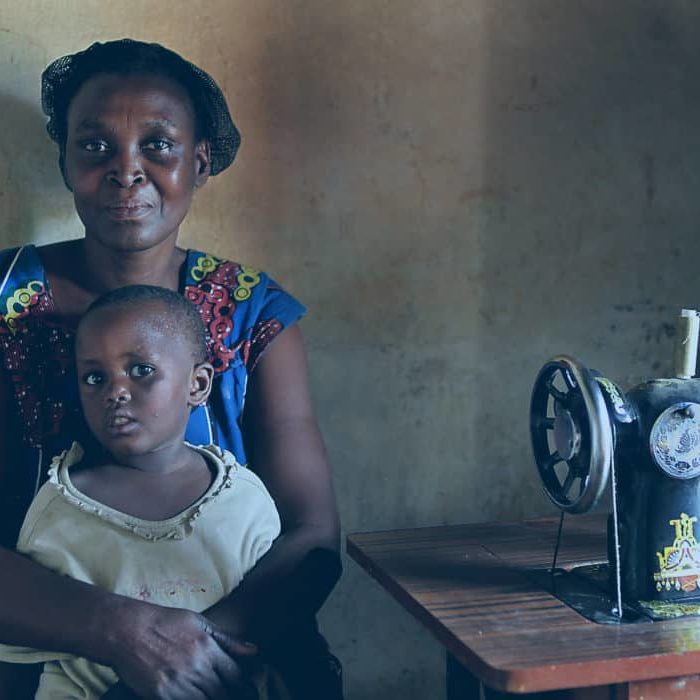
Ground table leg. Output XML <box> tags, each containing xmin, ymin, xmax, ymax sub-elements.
<box><xmin>446</xmin><ymin>653</ymin><xmax>481</xmax><ymax>699</ymax></box>
<box><xmin>618</xmin><ymin>675</ymin><xmax>700</xmax><ymax>699</ymax></box>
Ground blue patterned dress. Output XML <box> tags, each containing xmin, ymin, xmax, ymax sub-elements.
<box><xmin>0</xmin><ymin>245</ymin><xmax>305</xmax><ymax>546</ymax></box>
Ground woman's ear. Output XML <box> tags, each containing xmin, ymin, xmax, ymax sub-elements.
<box><xmin>194</xmin><ymin>140</ymin><xmax>211</xmax><ymax>188</ymax></box>
<box><xmin>189</xmin><ymin>361</ymin><xmax>214</xmax><ymax>407</ymax></box>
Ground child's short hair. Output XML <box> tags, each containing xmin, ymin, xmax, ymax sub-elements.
<box><xmin>79</xmin><ymin>285</ymin><xmax>208</xmax><ymax>363</ymax></box>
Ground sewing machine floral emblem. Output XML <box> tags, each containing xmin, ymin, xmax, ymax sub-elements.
<box><xmin>654</xmin><ymin>513</ymin><xmax>700</xmax><ymax>593</ymax></box>
<box><xmin>650</xmin><ymin>403</ymin><xmax>700</xmax><ymax>479</ymax></box>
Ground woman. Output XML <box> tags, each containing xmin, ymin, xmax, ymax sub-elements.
<box><xmin>0</xmin><ymin>39</ymin><xmax>341</xmax><ymax>699</ymax></box>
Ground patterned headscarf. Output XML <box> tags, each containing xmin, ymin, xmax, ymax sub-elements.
<box><xmin>41</xmin><ymin>38</ymin><xmax>241</xmax><ymax>177</ymax></box>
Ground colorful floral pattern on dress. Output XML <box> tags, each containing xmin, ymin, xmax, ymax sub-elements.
<box><xmin>0</xmin><ymin>271</ymin><xmax>74</xmax><ymax>447</ymax></box>
<box><xmin>250</xmin><ymin>319</ymin><xmax>283</xmax><ymax>368</ymax></box>
<box><xmin>4</xmin><ymin>280</ymin><xmax>47</xmax><ymax>335</ymax></box>
<box><xmin>184</xmin><ymin>254</ymin><xmax>264</xmax><ymax>373</ymax></box>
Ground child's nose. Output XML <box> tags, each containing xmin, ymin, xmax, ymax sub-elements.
<box><xmin>106</xmin><ymin>381</ymin><xmax>131</xmax><ymax>404</ymax></box>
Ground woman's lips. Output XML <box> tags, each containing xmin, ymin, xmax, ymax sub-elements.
<box><xmin>105</xmin><ymin>202</ymin><xmax>154</xmax><ymax>221</ymax></box>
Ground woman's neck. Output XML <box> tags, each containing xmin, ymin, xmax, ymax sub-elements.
<box><xmin>39</xmin><ymin>238</ymin><xmax>187</xmax><ymax>318</ymax></box>
<box><xmin>80</xmin><ymin>237</ymin><xmax>184</xmax><ymax>294</ymax></box>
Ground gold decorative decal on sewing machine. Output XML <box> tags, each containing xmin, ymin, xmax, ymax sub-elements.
<box><xmin>595</xmin><ymin>377</ymin><xmax>625</xmax><ymax>414</ymax></box>
<box><xmin>654</xmin><ymin>513</ymin><xmax>700</xmax><ymax>592</ymax></box>
<box><xmin>638</xmin><ymin>599</ymin><xmax>700</xmax><ymax>620</ymax></box>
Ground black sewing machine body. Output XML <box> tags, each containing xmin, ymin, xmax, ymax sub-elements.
<box><xmin>531</xmin><ymin>352</ymin><xmax>700</xmax><ymax>610</ymax></box>
<box><xmin>615</xmin><ymin>378</ymin><xmax>700</xmax><ymax>602</ymax></box>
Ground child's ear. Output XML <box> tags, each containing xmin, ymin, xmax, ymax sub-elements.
<box><xmin>189</xmin><ymin>362</ymin><xmax>214</xmax><ymax>407</ymax></box>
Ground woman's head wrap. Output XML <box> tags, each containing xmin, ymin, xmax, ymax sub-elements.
<box><xmin>41</xmin><ymin>38</ymin><xmax>241</xmax><ymax>176</ymax></box>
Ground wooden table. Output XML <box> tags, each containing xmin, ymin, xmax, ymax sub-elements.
<box><xmin>347</xmin><ymin>514</ymin><xmax>700</xmax><ymax>699</ymax></box>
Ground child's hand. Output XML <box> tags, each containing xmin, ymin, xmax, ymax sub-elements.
<box><xmin>108</xmin><ymin>604</ymin><xmax>258</xmax><ymax>699</ymax></box>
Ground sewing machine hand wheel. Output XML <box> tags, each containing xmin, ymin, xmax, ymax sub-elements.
<box><xmin>530</xmin><ymin>355</ymin><xmax>613</xmax><ymax>513</ymax></box>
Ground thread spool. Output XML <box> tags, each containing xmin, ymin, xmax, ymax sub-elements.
<box><xmin>673</xmin><ymin>309</ymin><xmax>700</xmax><ymax>379</ymax></box>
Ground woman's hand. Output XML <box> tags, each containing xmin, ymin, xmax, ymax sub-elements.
<box><xmin>0</xmin><ymin>543</ymin><xmax>258</xmax><ymax>700</ymax></box>
<box><xmin>107</xmin><ymin>605</ymin><xmax>257</xmax><ymax>700</ymax></box>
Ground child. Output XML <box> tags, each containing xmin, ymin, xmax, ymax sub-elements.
<box><xmin>0</xmin><ymin>285</ymin><xmax>283</xmax><ymax>699</ymax></box>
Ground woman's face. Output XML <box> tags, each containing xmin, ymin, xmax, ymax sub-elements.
<box><xmin>63</xmin><ymin>73</ymin><xmax>210</xmax><ymax>254</ymax></box>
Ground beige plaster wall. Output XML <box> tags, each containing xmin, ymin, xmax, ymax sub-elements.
<box><xmin>3</xmin><ymin>1</ymin><xmax>700</xmax><ymax>697</ymax></box>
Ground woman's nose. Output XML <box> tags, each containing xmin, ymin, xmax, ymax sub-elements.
<box><xmin>107</xmin><ymin>148</ymin><xmax>146</xmax><ymax>188</ymax></box>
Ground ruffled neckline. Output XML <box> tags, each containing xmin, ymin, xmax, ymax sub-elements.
<box><xmin>47</xmin><ymin>442</ymin><xmax>239</xmax><ymax>541</ymax></box>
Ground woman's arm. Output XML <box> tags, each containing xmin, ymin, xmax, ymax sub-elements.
<box><xmin>0</xmin><ymin>535</ymin><xmax>255</xmax><ymax>698</ymax></box>
<box><xmin>206</xmin><ymin>324</ymin><xmax>341</xmax><ymax>644</ymax></box>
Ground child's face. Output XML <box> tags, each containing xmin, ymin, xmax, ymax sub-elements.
<box><xmin>75</xmin><ymin>301</ymin><xmax>211</xmax><ymax>464</ymax></box>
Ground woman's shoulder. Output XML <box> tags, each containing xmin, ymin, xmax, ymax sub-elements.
<box><xmin>0</xmin><ymin>244</ymin><xmax>55</xmax><ymax>333</ymax></box>
<box><xmin>182</xmin><ymin>248</ymin><xmax>305</xmax><ymax>322</ymax></box>
<box><xmin>0</xmin><ymin>244</ymin><xmax>43</xmax><ymax>285</ymax></box>
<box><xmin>182</xmin><ymin>249</ymin><xmax>268</xmax><ymax>296</ymax></box>
<box><xmin>0</xmin><ymin>242</ymin><xmax>81</xmax><ymax>292</ymax></box>
<box><xmin>181</xmin><ymin>248</ymin><xmax>306</xmax><ymax>372</ymax></box>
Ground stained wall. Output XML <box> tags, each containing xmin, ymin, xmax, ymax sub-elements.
<box><xmin>2</xmin><ymin>2</ymin><xmax>700</xmax><ymax>697</ymax></box>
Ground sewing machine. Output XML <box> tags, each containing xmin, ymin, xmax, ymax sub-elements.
<box><xmin>530</xmin><ymin>310</ymin><xmax>700</xmax><ymax>620</ymax></box>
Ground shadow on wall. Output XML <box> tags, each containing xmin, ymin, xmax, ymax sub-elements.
<box><xmin>228</xmin><ymin>5</ymin><xmax>355</xmax><ymax>274</ymax></box>
<box><xmin>238</xmin><ymin>3</ymin><xmax>492</xmax><ymax>533</ymax></box>
<box><xmin>0</xmin><ymin>92</ymin><xmax>69</xmax><ymax>248</ymax></box>
<box><xmin>0</xmin><ymin>28</ymin><xmax>71</xmax><ymax>248</ymax></box>
<box><xmin>474</xmin><ymin>3</ymin><xmax>700</xmax><ymax>520</ymax></box>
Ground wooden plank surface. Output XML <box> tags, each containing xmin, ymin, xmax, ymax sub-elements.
<box><xmin>621</xmin><ymin>675</ymin><xmax>700</xmax><ymax>700</ymax></box>
<box><xmin>347</xmin><ymin>514</ymin><xmax>700</xmax><ymax>694</ymax></box>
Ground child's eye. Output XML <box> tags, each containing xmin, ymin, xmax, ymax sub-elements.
<box><xmin>143</xmin><ymin>139</ymin><xmax>173</xmax><ymax>152</ymax></box>
<box><xmin>82</xmin><ymin>371</ymin><xmax>104</xmax><ymax>386</ymax></box>
<box><xmin>130</xmin><ymin>364</ymin><xmax>155</xmax><ymax>378</ymax></box>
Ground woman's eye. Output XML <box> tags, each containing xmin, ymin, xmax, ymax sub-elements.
<box><xmin>82</xmin><ymin>141</ymin><xmax>110</xmax><ymax>153</ymax></box>
<box><xmin>82</xmin><ymin>372</ymin><xmax>103</xmax><ymax>386</ymax></box>
<box><xmin>130</xmin><ymin>364</ymin><xmax>155</xmax><ymax>378</ymax></box>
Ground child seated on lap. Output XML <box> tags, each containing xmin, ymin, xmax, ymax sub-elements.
<box><xmin>0</xmin><ymin>284</ymin><xmax>283</xmax><ymax>699</ymax></box>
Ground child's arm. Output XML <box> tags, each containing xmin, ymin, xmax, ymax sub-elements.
<box><xmin>205</xmin><ymin>326</ymin><xmax>342</xmax><ymax>644</ymax></box>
